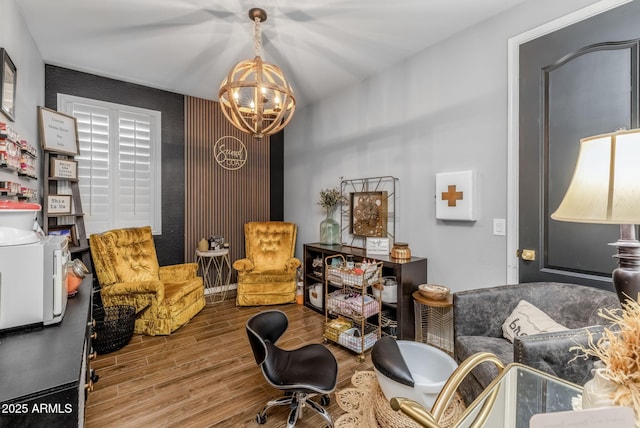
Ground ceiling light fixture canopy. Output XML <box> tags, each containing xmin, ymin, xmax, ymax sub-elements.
<box><xmin>218</xmin><ymin>8</ymin><xmax>296</xmax><ymax>139</ymax></box>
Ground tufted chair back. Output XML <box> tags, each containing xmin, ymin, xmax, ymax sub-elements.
<box><xmin>89</xmin><ymin>226</ymin><xmax>206</xmax><ymax>336</ymax></box>
<box><xmin>91</xmin><ymin>226</ymin><xmax>160</xmax><ymax>287</ymax></box>
<box><xmin>244</xmin><ymin>222</ymin><xmax>297</xmax><ymax>272</ymax></box>
<box><xmin>234</xmin><ymin>221</ymin><xmax>301</xmax><ymax>306</ymax></box>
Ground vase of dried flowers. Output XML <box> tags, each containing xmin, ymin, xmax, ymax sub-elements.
<box><xmin>571</xmin><ymin>298</ymin><xmax>640</xmax><ymax>426</ymax></box>
<box><xmin>318</xmin><ymin>186</ymin><xmax>345</xmax><ymax>245</ymax></box>
<box><xmin>582</xmin><ymin>367</ymin><xmax>617</xmax><ymax>409</ymax></box>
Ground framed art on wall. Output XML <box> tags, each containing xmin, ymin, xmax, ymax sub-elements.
<box><xmin>435</xmin><ymin>170</ymin><xmax>477</xmax><ymax>221</ymax></box>
<box><xmin>350</xmin><ymin>191</ymin><xmax>388</xmax><ymax>237</ymax></box>
<box><xmin>38</xmin><ymin>107</ymin><xmax>80</xmax><ymax>155</ymax></box>
<box><xmin>0</xmin><ymin>48</ymin><xmax>17</xmax><ymax>122</ymax></box>
<box><xmin>340</xmin><ymin>176</ymin><xmax>398</xmax><ymax>249</ymax></box>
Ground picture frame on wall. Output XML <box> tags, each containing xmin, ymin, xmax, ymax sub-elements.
<box><xmin>0</xmin><ymin>48</ymin><xmax>17</xmax><ymax>122</ymax></box>
<box><xmin>48</xmin><ymin>224</ymin><xmax>78</xmax><ymax>247</ymax></box>
<box><xmin>38</xmin><ymin>107</ymin><xmax>80</xmax><ymax>155</ymax></box>
<box><xmin>350</xmin><ymin>191</ymin><xmax>388</xmax><ymax>237</ymax></box>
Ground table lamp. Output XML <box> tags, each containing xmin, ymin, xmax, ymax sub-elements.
<box><xmin>551</xmin><ymin>129</ymin><xmax>640</xmax><ymax>303</ymax></box>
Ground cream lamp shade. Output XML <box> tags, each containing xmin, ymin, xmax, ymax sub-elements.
<box><xmin>551</xmin><ymin>129</ymin><xmax>640</xmax><ymax>224</ymax></box>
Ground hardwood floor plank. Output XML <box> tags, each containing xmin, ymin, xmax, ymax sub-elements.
<box><xmin>85</xmin><ymin>298</ymin><xmax>375</xmax><ymax>427</ymax></box>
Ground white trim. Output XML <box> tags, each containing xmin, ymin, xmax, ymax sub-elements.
<box><xmin>506</xmin><ymin>0</ymin><xmax>633</xmax><ymax>283</ymax></box>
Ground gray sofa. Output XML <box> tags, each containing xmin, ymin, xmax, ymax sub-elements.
<box><xmin>453</xmin><ymin>282</ymin><xmax>620</xmax><ymax>405</ymax></box>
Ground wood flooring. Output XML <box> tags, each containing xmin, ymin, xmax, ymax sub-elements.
<box><xmin>85</xmin><ymin>294</ymin><xmax>374</xmax><ymax>428</ymax></box>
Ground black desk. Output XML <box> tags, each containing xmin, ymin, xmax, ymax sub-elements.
<box><xmin>0</xmin><ymin>275</ymin><xmax>93</xmax><ymax>427</ymax></box>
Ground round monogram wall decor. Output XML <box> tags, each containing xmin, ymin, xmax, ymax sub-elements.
<box><xmin>213</xmin><ymin>136</ymin><xmax>247</xmax><ymax>170</ymax></box>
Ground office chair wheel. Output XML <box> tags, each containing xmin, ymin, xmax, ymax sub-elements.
<box><xmin>320</xmin><ymin>394</ymin><xmax>331</xmax><ymax>406</ymax></box>
<box><xmin>256</xmin><ymin>413</ymin><xmax>267</xmax><ymax>424</ymax></box>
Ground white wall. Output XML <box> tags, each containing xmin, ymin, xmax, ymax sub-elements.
<box><xmin>0</xmin><ymin>0</ymin><xmax>45</xmax><ymax>202</ymax></box>
<box><xmin>284</xmin><ymin>0</ymin><xmax>604</xmax><ymax>292</ymax></box>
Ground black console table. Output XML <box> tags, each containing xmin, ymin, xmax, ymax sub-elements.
<box><xmin>0</xmin><ymin>275</ymin><xmax>94</xmax><ymax>428</ymax></box>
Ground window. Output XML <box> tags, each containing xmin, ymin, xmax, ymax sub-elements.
<box><xmin>57</xmin><ymin>94</ymin><xmax>162</xmax><ymax>235</ymax></box>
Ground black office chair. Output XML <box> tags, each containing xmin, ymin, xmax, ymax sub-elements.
<box><xmin>246</xmin><ymin>310</ymin><xmax>338</xmax><ymax>427</ymax></box>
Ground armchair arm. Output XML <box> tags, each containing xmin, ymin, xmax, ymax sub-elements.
<box><xmin>285</xmin><ymin>257</ymin><xmax>301</xmax><ymax>273</ymax></box>
<box><xmin>101</xmin><ymin>280</ymin><xmax>164</xmax><ymax>297</ymax></box>
<box><xmin>454</xmin><ymin>287</ymin><xmax>523</xmax><ymax>338</ymax></box>
<box><xmin>100</xmin><ymin>280</ymin><xmax>164</xmax><ymax>313</ymax></box>
<box><xmin>159</xmin><ymin>263</ymin><xmax>198</xmax><ymax>282</ymax></box>
<box><xmin>514</xmin><ymin>326</ymin><xmax>605</xmax><ymax>385</ymax></box>
<box><xmin>233</xmin><ymin>258</ymin><xmax>255</xmax><ymax>272</ymax></box>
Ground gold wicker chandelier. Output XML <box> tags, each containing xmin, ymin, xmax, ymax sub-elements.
<box><xmin>218</xmin><ymin>8</ymin><xmax>296</xmax><ymax>139</ymax></box>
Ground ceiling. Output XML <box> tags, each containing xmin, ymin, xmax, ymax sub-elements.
<box><xmin>17</xmin><ymin>0</ymin><xmax>529</xmax><ymax>107</ymax></box>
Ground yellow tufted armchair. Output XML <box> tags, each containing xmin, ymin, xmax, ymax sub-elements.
<box><xmin>90</xmin><ymin>226</ymin><xmax>206</xmax><ymax>335</ymax></box>
<box><xmin>234</xmin><ymin>221</ymin><xmax>301</xmax><ymax>306</ymax></box>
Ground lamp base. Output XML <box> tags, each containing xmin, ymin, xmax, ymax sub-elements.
<box><xmin>610</xmin><ymin>225</ymin><xmax>640</xmax><ymax>303</ymax></box>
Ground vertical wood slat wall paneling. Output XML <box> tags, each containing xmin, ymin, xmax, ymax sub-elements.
<box><xmin>184</xmin><ymin>96</ymin><xmax>271</xmax><ymax>281</ymax></box>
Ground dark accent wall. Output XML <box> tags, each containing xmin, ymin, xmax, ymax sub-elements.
<box><xmin>270</xmin><ymin>131</ymin><xmax>284</xmax><ymax>221</ymax></box>
<box><xmin>45</xmin><ymin>65</ymin><xmax>185</xmax><ymax>265</ymax></box>
<box><xmin>45</xmin><ymin>65</ymin><xmax>285</xmax><ymax>266</ymax></box>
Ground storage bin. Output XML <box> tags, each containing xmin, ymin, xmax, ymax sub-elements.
<box><xmin>309</xmin><ymin>282</ymin><xmax>323</xmax><ymax>308</ymax></box>
<box><xmin>92</xmin><ymin>305</ymin><xmax>136</xmax><ymax>354</ymax></box>
<box><xmin>338</xmin><ymin>324</ymin><xmax>378</xmax><ymax>353</ymax></box>
<box><xmin>372</xmin><ymin>276</ymin><xmax>398</xmax><ymax>303</ymax></box>
<box><xmin>326</xmin><ymin>290</ymin><xmax>379</xmax><ymax>319</ymax></box>
<box><xmin>324</xmin><ymin>317</ymin><xmax>352</xmax><ymax>342</ymax></box>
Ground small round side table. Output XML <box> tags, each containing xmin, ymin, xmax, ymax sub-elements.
<box><xmin>413</xmin><ymin>291</ymin><xmax>454</xmax><ymax>355</ymax></box>
<box><xmin>195</xmin><ymin>248</ymin><xmax>232</xmax><ymax>303</ymax></box>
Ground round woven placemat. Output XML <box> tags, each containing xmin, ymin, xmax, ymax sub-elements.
<box><xmin>335</xmin><ymin>371</ymin><xmax>465</xmax><ymax>428</ymax></box>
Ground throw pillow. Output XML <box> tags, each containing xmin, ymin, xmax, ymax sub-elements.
<box><xmin>502</xmin><ymin>300</ymin><xmax>568</xmax><ymax>343</ymax></box>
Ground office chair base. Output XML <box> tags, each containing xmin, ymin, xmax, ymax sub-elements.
<box><xmin>256</xmin><ymin>392</ymin><xmax>333</xmax><ymax>428</ymax></box>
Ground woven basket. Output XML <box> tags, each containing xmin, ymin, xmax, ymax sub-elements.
<box><xmin>92</xmin><ymin>305</ymin><xmax>135</xmax><ymax>354</ymax></box>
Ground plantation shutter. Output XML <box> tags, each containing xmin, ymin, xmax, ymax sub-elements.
<box><xmin>58</xmin><ymin>94</ymin><xmax>161</xmax><ymax>235</ymax></box>
<box><xmin>117</xmin><ymin>111</ymin><xmax>154</xmax><ymax>228</ymax></box>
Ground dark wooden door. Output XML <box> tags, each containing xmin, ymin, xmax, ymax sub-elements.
<box><xmin>518</xmin><ymin>1</ymin><xmax>640</xmax><ymax>287</ymax></box>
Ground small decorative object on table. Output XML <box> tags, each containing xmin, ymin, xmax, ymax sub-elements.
<box><xmin>418</xmin><ymin>284</ymin><xmax>450</xmax><ymax>300</ymax></box>
<box><xmin>318</xmin><ymin>186</ymin><xmax>346</xmax><ymax>245</ymax></box>
<box><xmin>391</xmin><ymin>242</ymin><xmax>411</xmax><ymax>260</ymax></box>
<box><xmin>208</xmin><ymin>235</ymin><xmax>224</xmax><ymax>250</ymax></box>
<box><xmin>198</xmin><ymin>238</ymin><xmax>209</xmax><ymax>251</ymax></box>
<box><xmin>66</xmin><ymin>259</ymin><xmax>89</xmax><ymax>297</ymax></box>
<box><xmin>571</xmin><ymin>297</ymin><xmax>640</xmax><ymax>425</ymax></box>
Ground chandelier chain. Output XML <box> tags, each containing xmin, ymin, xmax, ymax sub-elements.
<box><xmin>253</xmin><ymin>17</ymin><xmax>263</xmax><ymax>58</ymax></box>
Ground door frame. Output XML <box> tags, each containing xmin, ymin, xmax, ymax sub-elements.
<box><xmin>506</xmin><ymin>0</ymin><xmax>634</xmax><ymax>283</ymax></box>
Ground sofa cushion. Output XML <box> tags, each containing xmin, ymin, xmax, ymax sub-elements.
<box><xmin>502</xmin><ymin>300</ymin><xmax>568</xmax><ymax>343</ymax></box>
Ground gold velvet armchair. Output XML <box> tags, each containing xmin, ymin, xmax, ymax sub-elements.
<box><xmin>234</xmin><ymin>221</ymin><xmax>301</xmax><ymax>306</ymax></box>
<box><xmin>90</xmin><ymin>226</ymin><xmax>206</xmax><ymax>336</ymax></box>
